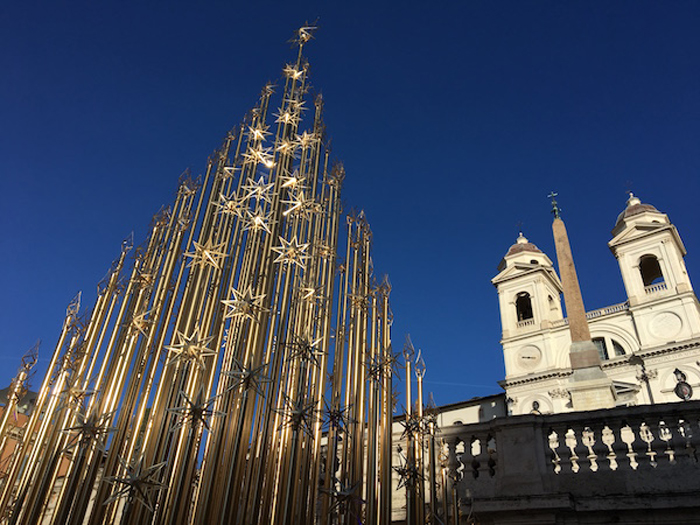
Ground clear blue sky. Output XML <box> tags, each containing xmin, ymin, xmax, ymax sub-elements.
<box><xmin>2</xmin><ymin>1</ymin><xmax>699</xmax><ymax>406</ymax></box>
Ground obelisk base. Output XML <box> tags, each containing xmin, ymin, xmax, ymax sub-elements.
<box><xmin>568</xmin><ymin>341</ymin><xmax>616</xmax><ymax>410</ymax></box>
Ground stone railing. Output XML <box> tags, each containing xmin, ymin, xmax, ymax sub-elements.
<box><xmin>517</xmin><ymin>318</ymin><xmax>535</xmax><ymax>329</ymax></box>
<box><xmin>645</xmin><ymin>282</ymin><xmax>668</xmax><ymax>295</ymax></box>
<box><xmin>550</xmin><ymin>301</ymin><xmax>629</xmax><ymax>328</ymax></box>
<box><xmin>436</xmin><ymin>401</ymin><xmax>700</xmax><ymax>524</ymax></box>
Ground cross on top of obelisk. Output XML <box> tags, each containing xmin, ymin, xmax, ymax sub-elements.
<box><xmin>548</xmin><ymin>191</ymin><xmax>561</xmax><ymax>219</ymax></box>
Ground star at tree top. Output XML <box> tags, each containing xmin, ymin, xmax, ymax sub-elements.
<box><xmin>185</xmin><ymin>238</ymin><xmax>228</xmax><ymax>271</ymax></box>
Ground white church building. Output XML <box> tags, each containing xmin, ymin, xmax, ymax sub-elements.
<box><xmin>493</xmin><ymin>193</ymin><xmax>700</xmax><ymax>415</ymax></box>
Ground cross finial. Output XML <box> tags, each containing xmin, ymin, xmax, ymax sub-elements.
<box><xmin>548</xmin><ymin>191</ymin><xmax>561</xmax><ymax>219</ymax></box>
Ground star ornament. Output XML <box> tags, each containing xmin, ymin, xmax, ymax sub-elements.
<box><xmin>288</xmin><ymin>330</ymin><xmax>325</xmax><ymax>368</ymax></box>
<box><xmin>271</xmin><ymin>235</ymin><xmax>309</xmax><ymax>269</ymax></box>
<box><xmin>185</xmin><ymin>238</ymin><xmax>228</xmax><ymax>270</ymax></box>
<box><xmin>165</xmin><ymin>328</ymin><xmax>216</xmax><ymax>370</ymax></box>
<box><xmin>242</xmin><ymin>176</ymin><xmax>275</xmax><ymax>203</ymax></box>
<box><xmin>275</xmin><ymin>393</ymin><xmax>317</xmax><ymax>436</ymax></box>
<box><xmin>221</xmin><ymin>286</ymin><xmax>268</xmax><ymax>323</ymax></box>
<box><xmin>243</xmin><ymin>146</ymin><xmax>275</xmax><ymax>169</ymax></box>
<box><xmin>223</xmin><ymin>359</ymin><xmax>271</xmax><ymax>397</ymax></box>
<box><xmin>167</xmin><ymin>389</ymin><xmax>223</xmax><ymax>432</ymax></box>
<box><xmin>320</xmin><ymin>480</ymin><xmax>365</xmax><ymax>519</ymax></box>
<box><xmin>61</xmin><ymin>410</ymin><xmax>116</xmax><ymax>454</ymax></box>
<box><xmin>215</xmin><ymin>193</ymin><xmax>245</xmax><ymax>218</ymax></box>
<box><xmin>104</xmin><ymin>457</ymin><xmax>167</xmax><ymax>513</ymax></box>
<box><xmin>243</xmin><ymin>209</ymin><xmax>272</xmax><ymax>234</ymax></box>
<box><xmin>130</xmin><ymin>310</ymin><xmax>152</xmax><ymax>337</ymax></box>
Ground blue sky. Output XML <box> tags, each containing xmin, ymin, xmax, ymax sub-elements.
<box><xmin>2</xmin><ymin>1</ymin><xmax>700</xmax><ymax>406</ymax></box>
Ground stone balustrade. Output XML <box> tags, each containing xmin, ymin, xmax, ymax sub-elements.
<box><xmin>645</xmin><ymin>282</ymin><xmax>668</xmax><ymax>295</ymax></box>
<box><xmin>434</xmin><ymin>401</ymin><xmax>700</xmax><ymax>524</ymax></box>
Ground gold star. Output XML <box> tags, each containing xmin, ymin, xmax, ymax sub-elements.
<box><xmin>223</xmin><ymin>359</ymin><xmax>271</xmax><ymax>397</ymax></box>
<box><xmin>130</xmin><ymin>310</ymin><xmax>152</xmax><ymax>337</ymax></box>
<box><xmin>288</xmin><ymin>329</ymin><xmax>325</xmax><ymax>368</ymax></box>
<box><xmin>221</xmin><ymin>286</ymin><xmax>268</xmax><ymax>323</ymax></box>
<box><xmin>242</xmin><ymin>145</ymin><xmax>275</xmax><ymax>168</ymax></box>
<box><xmin>61</xmin><ymin>410</ymin><xmax>116</xmax><ymax>453</ymax></box>
<box><xmin>185</xmin><ymin>238</ymin><xmax>228</xmax><ymax>270</ymax></box>
<box><xmin>215</xmin><ymin>193</ymin><xmax>245</xmax><ymax>218</ymax></box>
<box><xmin>275</xmin><ymin>108</ymin><xmax>300</xmax><ymax>126</ymax></box>
<box><xmin>283</xmin><ymin>64</ymin><xmax>305</xmax><ymax>80</ymax></box>
<box><xmin>165</xmin><ymin>328</ymin><xmax>216</xmax><ymax>370</ymax></box>
<box><xmin>271</xmin><ymin>235</ymin><xmax>309</xmax><ymax>269</ymax></box>
<box><xmin>221</xmin><ymin>165</ymin><xmax>240</xmax><ymax>179</ymax></box>
<box><xmin>247</xmin><ymin>124</ymin><xmax>270</xmax><ymax>142</ymax></box>
<box><xmin>242</xmin><ymin>176</ymin><xmax>274</xmax><ymax>203</ymax></box>
<box><xmin>243</xmin><ymin>208</ymin><xmax>272</xmax><ymax>234</ymax></box>
<box><xmin>281</xmin><ymin>169</ymin><xmax>305</xmax><ymax>189</ymax></box>
<box><xmin>296</xmin><ymin>131</ymin><xmax>318</xmax><ymax>148</ymax></box>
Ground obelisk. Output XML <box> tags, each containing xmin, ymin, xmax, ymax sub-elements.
<box><xmin>549</xmin><ymin>192</ymin><xmax>615</xmax><ymax>410</ymax></box>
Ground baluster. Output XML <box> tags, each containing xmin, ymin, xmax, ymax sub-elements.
<box><xmin>601</xmin><ymin>425</ymin><xmax>618</xmax><ymax>471</ymax></box>
<box><xmin>620</xmin><ymin>423</ymin><xmax>638</xmax><ymax>470</ymax></box>
<box><xmin>564</xmin><ymin>427</ymin><xmax>580</xmax><ymax>473</ymax></box>
<box><xmin>469</xmin><ymin>436</ymin><xmax>481</xmax><ymax>479</ymax></box>
<box><xmin>486</xmin><ymin>433</ymin><xmax>496</xmax><ymax>477</ymax></box>
<box><xmin>581</xmin><ymin>426</ymin><xmax>598</xmax><ymax>472</ymax></box>
<box><xmin>657</xmin><ymin>420</ymin><xmax>675</xmax><ymax>464</ymax></box>
<box><xmin>639</xmin><ymin>421</ymin><xmax>657</xmax><ymax>468</ymax></box>
<box><xmin>547</xmin><ymin>428</ymin><xmax>561</xmax><ymax>474</ymax></box>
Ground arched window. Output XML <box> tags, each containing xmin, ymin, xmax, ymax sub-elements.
<box><xmin>639</xmin><ymin>255</ymin><xmax>664</xmax><ymax>286</ymax></box>
<box><xmin>515</xmin><ymin>292</ymin><xmax>533</xmax><ymax>321</ymax></box>
<box><xmin>592</xmin><ymin>337</ymin><xmax>608</xmax><ymax>361</ymax></box>
<box><xmin>592</xmin><ymin>336</ymin><xmax>627</xmax><ymax>361</ymax></box>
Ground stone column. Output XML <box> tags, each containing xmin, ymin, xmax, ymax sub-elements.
<box><xmin>552</xmin><ymin>217</ymin><xmax>615</xmax><ymax>410</ymax></box>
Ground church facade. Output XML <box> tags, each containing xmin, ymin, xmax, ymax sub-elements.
<box><xmin>493</xmin><ymin>194</ymin><xmax>700</xmax><ymax>415</ymax></box>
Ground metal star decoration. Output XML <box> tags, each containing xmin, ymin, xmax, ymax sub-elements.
<box><xmin>322</xmin><ymin>399</ymin><xmax>355</xmax><ymax>433</ymax></box>
<box><xmin>393</xmin><ymin>446</ymin><xmax>423</xmax><ymax>490</ymax></box>
<box><xmin>104</xmin><ymin>457</ymin><xmax>167</xmax><ymax>513</ymax></box>
<box><xmin>242</xmin><ymin>176</ymin><xmax>275</xmax><ymax>203</ymax></box>
<box><xmin>288</xmin><ymin>330</ymin><xmax>325</xmax><ymax>368</ymax></box>
<box><xmin>272</xmin><ymin>235</ymin><xmax>309</xmax><ymax>269</ymax></box>
<box><xmin>130</xmin><ymin>309</ymin><xmax>152</xmax><ymax>337</ymax></box>
<box><xmin>185</xmin><ymin>238</ymin><xmax>228</xmax><ymax>270</ymax></box>
<box><xmin>165</xmin><ymin>327</ymin><xmax>216</xmax><ymax>370</ymax></box>
<box><xmin>61</xmin><ymin>410</ymin><xmax>116</xmax><ymax>454</ymax></box>
<box><xmin>275</xmin><ymin>393</ymin><xmax>317</xmax><ymax>435</ymax></box>
<box><xmin>247</xmin><ymin>124</ymin><xmax>271</xmax><ymax>142</ymax></box>
<box><xmin>243</xmin><ymin>208</ymin><xmax>272</xmax><ymax>234</ymax></box>
<box><xmin>223</xmin><ymin>358</ymin><xmax>271</xmax><ymax>397</ymax></box>
<box><xmin>242</xmin><ymin>146</ymin><xmax>275</xmax><ymax>169</ymax></box>
<box><xmin>215</xmin><ymin>193</ymin><xmax>245</xmax><ymax>218</ymax></box>
<box><xmin>221</xmin><ymin>286</ymin><xmax>267</xmax><ymax>323</ymax></box>
<box><xmin>320</xmin><ymin>479</ymin><xmax>365</xmax><ymax>520</ymax></box>
<box><xmin>167</xmin><ymin>388</ymin><xmax>223</xmax><ymax>432</ymax></box>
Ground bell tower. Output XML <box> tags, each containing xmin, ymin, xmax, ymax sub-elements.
<box><xmin>609</xmin><ymin>193</ymin><xmax>693</xmax><ymax>306</ymax></box>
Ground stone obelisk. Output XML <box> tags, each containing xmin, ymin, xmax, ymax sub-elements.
<box><xmin>549</xmin><ymin>192</ymin><xmax>615</xmax><ymax>410</ymax></box>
